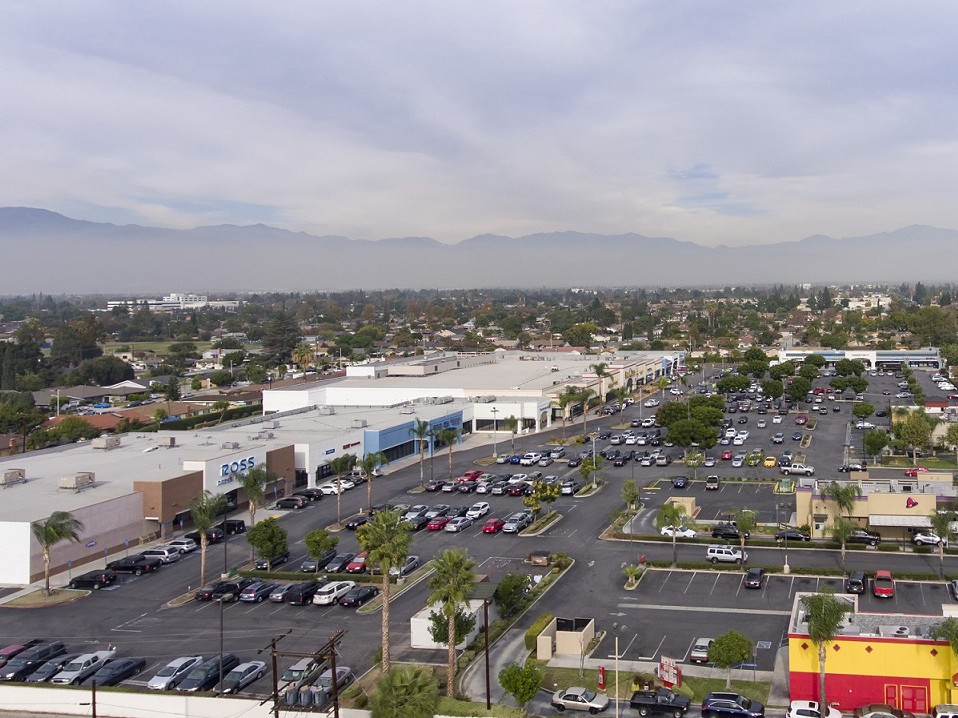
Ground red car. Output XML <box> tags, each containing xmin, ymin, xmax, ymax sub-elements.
<box><xmin>427</xmin><ymin>516</ymin><xmax>451</xmax><ymax>530</ymax></box>
<box><xmin>345</xmin><ymin>551</ymin><xmax>369</xmax><ymax>574</ymax></box>
<box><xmin>904</xmin><ymin>467</ymin><xmax>929</xmax><ymax>477</ymax></box>
<box><xmin>721</xmin><ymin>450</ymin><xmax>733</xmax><ymax>461</ymax></box>
<box><xmin>460</xmin><ymin>470</ymin><xmax>483</xmax><ymax>481</ymax></box>
<box><xmin>482</xmin><ymin>518</ymin><xmax>506</xmax><ymax>534</ymax></box>
<box><xmin>872</xmin><ymin>570</ymin><xmax>895</xmax><ymax>598</ymax></box>
<box><xmin>795</xmin><ymin>414</ymin><xmax>808</xmax><ymax>425</ymax></box>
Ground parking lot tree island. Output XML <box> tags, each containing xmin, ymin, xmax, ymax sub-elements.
<box><xmin>246</xmin><ymin>518</ymin><xmax>288</xmax><ymax>565</ymax></box>
<box><xmin>656</xmin><ymin>503</ymin><xmax>687</xmax><ymax>567</ymax></box>
<box><xmin>801</xmin><ymin>590</ymin><xmax>852</xmax><ymax>712</ymax></box>
<box><xmin>427</xmin><ymin>548</ymin><xmax>477</xmax><ymax>697</ymax></box>
<box><xmin>370</xmin><ymin>665</ymin><xmax>439</xmax><ymax>718</ymax></box>
<box><xmin>708</xmin><ymin>630</ymin><xmax>753</xmax><ymax>688</ymax></box>
<box><xmin>304</xmin><ymin>529</ymin><xmax>338</xmax><ymax>572</ymax></box>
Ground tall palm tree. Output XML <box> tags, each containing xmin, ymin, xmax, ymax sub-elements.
<box><xmin>427</xmin><ymin>548</ymin><xmax>476</xmax><ymax>697</ymax></box>
<box><xmin>577</xmin><ymin>387</ymin><xmax>596</xmax><ymax>435</ymax></box>
<box><xmin>503</xmin><ymin>416</ymin><xmax>519</xmax><ymax>452</ymax></box>
<box><xmin>241</xmin><ymin>464</ymin><xmax>275</xmax><ymax>561</ymax></box>
<box><xmin>360</xmin><ymin>451</ymin><xmax>387</xmax><ymax>513</ymax></box>
<box><xmin>929</xmin><ymin>510</ymin><xmax>956</xmax><ymax>578</ymax></box>
<box><xmin>821</xmin><ymin>481</ymin><xmax>861</xmax><ymax>560</ymax></box>
<box><xmin>830</xmin><ymin>518</ymin><xmax>856</xmax><ymax>571</ymax></box>
<box><xmin>292</xmin><ymin>342</ymin><xmax>315</xmax><ymax>376</ymax></box>
<box><xmin>655</xmin><ymin>503</ymin><xmax>686</xmax><ymax>567</ymax></box>
<box><xmin>329</xmin><ymin>454</ymin><xmax>356</xmax><ymax>525</ymax></box>
<box><xmin>557</xmin><ymin>387</ymin><xmax>578</xmax><ymax>437</ymax></box>
<box><xmin>32</xmin><ymin>511</ymin><xmax>84</xmax><ymax>595</ymax></box>
<box><xmin>801</xmin><ymin>590</ymin><xmax>851</xmax><ymax>713</ymax></box>
<box><xmin>435</xmin><ymin>428</ymin><xmax>459</xmax><ymax>479</ymax></box>
<box><xmin>656</xmin><ymin>376</ymin><xmax>670</xmax><ymax>403</ymax></box>
<box><xmin>357</xmin><ymin>510</ymin><xmax>412</xmax><ymax>672</ymax></box>
<box><xmin>409</xmin><ymin>419</ymin><xmax>432</xmax><ymax>489</ymax></box>
<box><xmin>590</xmin><ymin>361</ymin><xmax>610</xmax><ymax>402</ymax></box>
<box><xmin>189</xmin><ymin>491</ymin><xmax>228</xmax><ymax>588</ymax></box>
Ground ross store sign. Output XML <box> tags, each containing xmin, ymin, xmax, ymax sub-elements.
<box><xmin>220</xmin><ymin>455</ymin><xmax>256</xmax><ymax>477</ymax></box>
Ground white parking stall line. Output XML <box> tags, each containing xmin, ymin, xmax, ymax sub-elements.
<box><xmin>683</xmin><ymin>574</ymin><xmax>696</xmax><ymax>593</ymax></box>
<box><xmin>657</xmin><ymin>572</ymin><xmax>673</xmax><ymax>592</ymax></box>
<box><xmin>735</xmin><ymin>578</ymin><xmax>743</xmax><ymax>597</ymax></box>
<box><xmin>618</xmin><ymin>602</ymin><xmax>791</xmax><ymax>616</ymax></box>
<box><xmin>643</xmin><ymin>634</ymin><xmax>667</xmax><ymax>661</ymax></box>
<box><xmin>270</xmin><ymin>604</ymin><xmax>286</xmax><ymax>615</ymax></box>
<box><xmin>709</xmin><ymin>573</ymin><xmax>721</xmax><ymax>595</ymax></box>
<box><xmin>621</xmin><ymin>632</ymin><xmax>639</xmax><ymax>658</ymax></box>
<box><xmin>787</xmin><ymin>576</ymin><xmax>795</xmax><ymax>598</ymax></box>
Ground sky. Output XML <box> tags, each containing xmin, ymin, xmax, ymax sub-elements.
<box><xmin>2</xmin><ymin>1</ymin><xmax>958</xmax><ymax>247</ymax></box>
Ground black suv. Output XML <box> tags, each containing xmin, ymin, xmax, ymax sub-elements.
<box><xmin>216</xmin><ymin>519</ymin><xmax>247</xmax><ymax>535</ymax></box>
<box><xmin>106</xmin><ymin>554</ymin><xmax>163</xmax><ymax>575</ymax></box>
<box><xmin>845</xmin><ymin>571</ymin><xmax>866</xmax><ymax>594</ymax></box>
<box><xmin>255</xmin><ymin>551</ymin><xmax>291</xmax><ymax>570</ymax></box>
<box><xmin>300</xmin><ymin>548</ymin><xmax>337</xmax><ymax>573</ymax></box>
<box><xmin>0</xmin><ymin>642</ymin><xmax>67</xmax><ymax>681</ymax></box>
<box><xmin>847</xmin><ymin>529</ymin><xmax>881</xmax><ymax>547</ymax></box>
<box><xmin>701</xmin><ymin>692</ymin><xmax>765</xmax><ymax>718</ymax></box>
<box><xmin>711</xmin><ymin>523</ymin><xmax>749</xmax><ymax>540</ymax></box>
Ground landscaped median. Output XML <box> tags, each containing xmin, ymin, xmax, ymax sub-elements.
<box><xmin>355</xmin><ymin>560</ymin><xmax>436</xmax><ymax>615</ymax></box>
<box><xmin>2</xmin><ymin>588</ymin><xmax>87</xmax><ymax>608</ymax></box>
<box><xmin>520</xmin><ymin>510</ymin><xmax>562</xmax><ymax>536</ymax></box>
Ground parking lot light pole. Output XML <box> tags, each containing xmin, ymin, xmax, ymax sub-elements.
<box><xmin>591</xmin><ymin>435</ymin><xmax>598</xmax><ymax>489</ymax></box>
<box><xmin>491</xmin><ymin>407</ymin><xmax>499</xmax><ymax>458</ymax></box>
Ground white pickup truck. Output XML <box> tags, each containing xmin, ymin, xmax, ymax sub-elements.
<box><xmin>780</xmin><ymin>462</ymin><xmax>815</xmax><ymax>476</ymax></box>
<box><xmin>51</xmin><ymin>650</ymin><xmax>117</xmax><ymax>685</ymax></box>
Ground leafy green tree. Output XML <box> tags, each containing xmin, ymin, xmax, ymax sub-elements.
<box><xmin>716</xmin><ymin>375</ymin><xmax>750</xmax><ymax>394</ymax></box>
<box><xmin>768</xmin><ymin>361</ymin><xmax>796</xmax><ymax>381</ymax></box>
<box><xmin>358</xmin><ymin>509</ymin><xmax>413</xmax><ymax>671</ymax></box>
<box><xmin>621</xmin><ymin>480</ymin><xmax>640</xmax><ymax>510</ymax></box>
<box><xmin>863</xmin><ymin>429</ymin><xmax>889</xmax><ymax>464</ymax></box>
<box><xmin>946</xmin><ymin>423</ymin><xmax>958</xmax><ymax>464</ymax></box>
<box><xmin>370</xmin><ymin>665</ymin><xmax>439</xmax><ymax>718</ymax></box>
<box><xmin>427</xmin><ymin>548</ymin><xmax>477</xmax><ymax>697</ymax></box>
<box><xmin>655</xmin><ymin>502</ymin><xmax>687</xmax><ymax>567</ymax></box>
<box><xmin>409</xmin><ymin>419</ymin><xmax>432</xmax><ymax>489</ymax></box>
<box><xmin>928</xmin><ymin>511</ymin><xmax>956</xmax><ymax>578</ymax></box>
<box><xmin>802</xmin><ymin>590</ymin><xmax>851</xmax><ymax>711</ymax></box>
<box><xmin>835</xmin><ymin>359</ymin><xmax>865</xmax><ymax>377</ymax></box>
<box><xmin>304</xmin><ymin>529</ymin><xmax>338</xmax><ymax>569</ymax></box>
<box><xmin>427</xmin><ymin>606</ymin><xmax>476</xmax><ymax>647</ymax></box>
<box><xmin>73</xmin><ymin>356</ymin><xmax>135</xmax><ymax>385</ymax></box>
<box><xmin>212</xmin><ymin>400</ymin><xmax>230</xmax><ymax>423</ymax></box>
<box><xmin>685</xmin><ymin>451</ymin><xmax>704</xmax><ymax>479</ymax></box>
<box><xmin>262</xmin><ymin>312</ymin><xmax>301</xmax><ymax>364</ymax></box>
<box><xmin>240</xmin><ymin>464</ymin><xmax>275</xmax><ymax>559</ymax></box>
<box><xmin>734</xmin><ymin>508</ymin><xmax>757</xmax><ymax>565</ymax></box>
<box><xmin>579</xmin><ymin>453</ymin><xmax>603</xmax><ymax>490</ymax></box>
<box><xmin>803</xmin><ymin>354</ymin><xmax>826</xmax><ymax>368</ymax></box>
<box><xmin>208</xmin><ymin>370</ymin><xmax>233</xmax><ymax>387</ymax></box>
<box><xmin>761</xmin><ymin>379</ymin><xmax>784</xmax><ymax>400</ymax></box>
<box><xmin>798</xmin><ymin>364</ymin><xmax>820</xmax><ymax>380</ymax></box>
<box><xmin>786</xmin><ymin>376</ymin><xmax>812</xmax><ymax>402</ymax></box>
<box><xmin>498</xmin><ymin>662</ymin><xmax>543</xmax><ymax>711</ymax></box>
<box><xmin>493</xmin><ymin>573</ymin><xmax>528</xmax><ymax>619</ymax></box>
<box><xmin>668</xmin><ymin>419</ymin><xmax>716</xmax><ymax>451</ymax></box>
<box><xmin>899</xmin><ymin>411</ymin><xmax>933</xmax><ymax>464</ymax></box>
<box><xmin>931</xmin><ymin>617</ymin><xmax>958</xmax><ymax>664</ymax></box>
<box><xmin>189</xmin><ymin>490</ymin><xmax>228</xmax><ymax>588</ymax></box>
<box><xmin>852</xmin><ymin>402</ymin><xmax>875</xmax><ymax>421</ymax></box>
<box><xmin>246</xmin><ymin>517</ymin><xmax>288</xmax><ymax>563</ymax></box>
<box><xmin>742</xmin><ymin>347</ymin><xmax>767</xmax><ymax>362</ymax></box>
<box><xmin>708</xmin><ymin>630</ymin><xmax>753</xmax><ymax>688</ymax></box>
<box><xmin>524</xmin><ymin>480</ymin><xmax>560</xmax><ymax>520</ymax></box>
<box><xmin>32</xmin><ymin>511</ymin><xmax>84</xmax><ymax>595</ymax></box>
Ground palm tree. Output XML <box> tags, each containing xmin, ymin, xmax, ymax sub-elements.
<box><xmin>32</xmin><ymin>511</ymin><xmax>84</xmax><ymax>595</ymax></box>
<box><xmin>189</xmin><ymin>491</ymin><xmax>228</xmax><ymax>588</ymax></box>
<box><xmin>656</xmin><ymin>375</ymin><xmax>670</xmax><ymax>402</ymax></box>
<box><xmin>152</xmin><ymin>407</ymin><xmax>168</xmax><ymax>430</ymax></box>
<box><xmin>357</xmin><ymin>510</ymin><xmax>412</xmax><ymax>672</ymax></box>
<box><xmin>241</xmin><ymin>464</ymin><xmax>275</xmax><ymax>561</ymax></box>
<box><xmin>821</xmin><ymin>481</ymin><xmax>861</xmax><ymax>563</ymax></box>
<box><xmin>557</xmin><ymin>387</ymin><xmax>578</xmax><ymax>437</ymax></box>
<box><xmin>734</xmin><ymin>508</ymin><xmax>758</xmax><ymax>569</ymax></box>
<box><xmin>655</xmin><ymin>503</ymin><xmax>686</xmax><ymax>567</ymax></box>
<box><xmin>801</xmin><ymin>590</ymin><xmax>851</xmax><ymax>713</ymax></box>
<box><xmin>369</xmin><ymin>665</ymin><xmax>439</xmax><ymax>718</ymax></box>
<box><xmin>590</xmin><ymin>361</ymin><xmax>610</xmax><ymax>402</ymax></box>
<box><xmin>931</xmin><ymin>617</ymin><xmax>958</xmax><ymax>665</ymax></box>
<box><xmin>409</xmin><ymin>419</ymin><xmax>432</xmax><ymax>489</ymax></box>
<box><xmin>929</xmin><ymin>510</ymin><xmax>956</xmax><ymax>578</ymax></box>
<box><xmin>502</xmin><ymin>415</ymin><xmax>519</xmax><ymax>452</ymax></box>
<box><xmin>623</xmin><ymin>564</ymin><xmax>642</xmax><ymax>588</ymax></box>
<box><xmin>329</xmin><ymin>454</ymin><xmax>356</xmax><ymax>525</ymax></box>
<box><xmin>830</xmin><ymin>518</ymin><xmax>856</xmax><ymax>571</ymax></box>
<box><xmin>292</xmin><ymin>342</ymin><xmax>315</xmax><ymax>376</ymax></box>
<box><xmin>427</xmin><ymin>548</ymin><xmax>476</xmax><ymax>697</ymax></box>
<box><xmin>435</xmin><ymin>428</ymin><xmax>459</xmax><ymax>479</ymax></box>
<box><xmin>577</xmin><ymin>387</ymin><xmax>596</xmax><ymax>435</ymax></box>
<box><xmin>360</xmin><ymin>451</ymin><xmax>388</xmax><ymax>513</ymax></box>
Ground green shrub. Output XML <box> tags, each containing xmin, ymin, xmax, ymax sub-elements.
<box><xmin>525</xmin><ymin>614</ymin><xmax>554</xmax><ymax>651</ymax></box>
<box><xmin>913</xmin><ymin>546</ymin><xmax>934</xmax><ymax>555</ymax></box>
<box><xmin>877</xmin><ymin>543</ymin><xmax>901</xmax><ymax>552</ymax></box>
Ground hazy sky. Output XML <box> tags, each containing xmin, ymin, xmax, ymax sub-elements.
<box><xmin>3</xmin><ymin>2</ymin><xmax>958</xmax><ymax>247</ymax></box>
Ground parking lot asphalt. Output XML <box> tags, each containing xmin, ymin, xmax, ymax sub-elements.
<box><xmin>3</xmin><ymin>368</ymin><xmax>956</xmax><ymax>698</ymax></box>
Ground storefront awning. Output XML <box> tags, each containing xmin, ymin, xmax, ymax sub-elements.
<box><xmin>869</xmin><ymin>514</ymin><xmax>931</xmax><ymax>527</ymax></box>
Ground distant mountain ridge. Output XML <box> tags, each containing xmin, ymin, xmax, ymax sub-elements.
<box><xmin>0</xmin><ymin>207</ymin><xmax>952</xmax><ymax>294</ymax></box>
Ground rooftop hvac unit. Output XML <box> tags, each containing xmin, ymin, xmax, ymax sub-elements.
<box><xmin>879</xmin><ymin>625</ymin><xmax>911</xmax><ymax>638</ymax></box>
<box><xmin>399</xmin><ymin>407</ymin><xmax>416</xmax><ymax>414</ymax></box>
<box><xmin>221</xmin><ymin>442</ymin><xmax>240</xmax><ymax>450</ymax></box>
<box><xmin>157</xmin><ymin>437</ymin><xmax>175</xmax><ymax>448</ymax></box>
<box><xmin>262</xmin><ymin>420</ymin><xmax>278</xmax><ymax>429</ymax></box>
<box><xmin>0</xmin><ymin>469</ymin><xmax>26</xmax><ymax>488</ymax></box>
<box><xmin>436</xmin><ymin>396</ymin><xmax>454</xmax><ymax>404</ymax></box>
<box><xmin>477</xmin><ymin>395</ymin><xmax>496</xmax><ymax>403</ymax></box>
<box><xmin>317</xmin><ymin>406</ymin><xmax>336</xmax><ymax>415</ymax></box>
<box><xmin>91</xmin><ymin>436</ymin><xmax>121</xmax><ymax>450</ymax></box>
<box><xmin>352</xmin><ymin>419</ymin><xmax>368</xmax><ymax>429</ymax></box>
<box><xmin>60</xmin><ymin>472</ymin><xmax>95</xmax><ymax>492</ymax></box>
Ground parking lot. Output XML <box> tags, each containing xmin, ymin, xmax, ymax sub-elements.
<box><xmin>4</xmin><ymin>367</ymin><xmax>957</xmax><ymax>697</ymax></box>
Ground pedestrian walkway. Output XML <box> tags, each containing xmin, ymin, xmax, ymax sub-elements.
<box><xmin>460</xmin><ymin>614</ymin><xmax>541</xmax><ymax>705</ymax></box>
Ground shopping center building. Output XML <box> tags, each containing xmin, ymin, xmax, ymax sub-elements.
<box><xmin>777</xmin><ymin>348</ymin><xmax>943</xmax><ymax>370</ymax></box>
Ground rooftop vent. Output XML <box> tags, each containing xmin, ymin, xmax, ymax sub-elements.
<box><xmin>352</xmin><ymin>419</ymin><xmax>368</xmax><ymax>429</ymax></box>
<box><xmin>221</xmin><ymin>442</ymin><xmax>240</xmax><ymax>450</ymax></box>
<box><xmin>0</xmin><ymin>469</ymin><xmax>26</xmax><ymax>488</ymax></box>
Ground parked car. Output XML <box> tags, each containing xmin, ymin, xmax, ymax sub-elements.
<box><xmin>51</xmin><ymin>650</ymin><xmax>117</xmax><ymax>685</ymax></box>
<box><xmin>167</xmin><ymin>538</ymin><xmax>198</xmax><ymax>554</ymax></box>
<box><xmin>701</xmin><ymin>692</ymin><xmax>765</xmax><ymax>718</ymax></box>
<box><xmin>445</xmin><ymin>517</ymin><xmax>474</xmax><ymax>532</ymax></box>
<box><xmin>913</xmin><ymin>530</ymin><xmax>948</xmax><ymax>546</ymax></box>
<box><xmin>239</xmin><ymin>581</ymin><xmax>279</xmax><ymax>603</ymax></box>
<box><xmin>216</xmin><ymin>519</ymin><xmax>247</xmax><ymax>535</ymax></box>
<box><xmin>551</xmin><ymin>686</ymin><xmax>611</xmax><ymax>713</ymax></box>
<box><xmin>872</xmin><ymin>570</ymin><xmax>895</xmax><ymax>598</ymax></box>
<box><xmin>743</xmin><ymin>568</ymin><xmax>764</xmax><ymax>589</ymax></box>
<box><xmin>629</xmin><ymin>687</ymin><xmax>691</xmax><ymax>717</ymax></box>
<box><xmin>276</xmin><ymin>495</ymin><xmax>309</xmax><ymax>509</ymax></box>
<box><xmin>291</xmin><ymin>488</ymin><xmax>324</xmax><ymax>502</ymax></box>
<box><xmin>81</xmin><ymin>657</ymin><xmax>147</xmax><ymax>686</ymax></box>
<box><xmin>503</xmin><ymin>512</ymin><xmax>533</xmax><ymax>533</ymax></box>
<box><xmin>27</xmin><ymin>654</ymin><xmax>81</xmax><ymax>683</ymax></box>
<box><xmin>255</xmin><ymin>551</ymin><xmax>291</xmax><ymax>570</ymax></box>
<box><xmin>147</xmin><ymin>656</ymin><xmax>204</xmax><ymax>690</ymax></box>
<box><xmin>466</xmin><ymin>502</ymin><xmax>490</xmax><ymax>519</ymax></box>
<box><xmin>775</xmin><ymin>529</ymin><xmax>810</xmax><ymax>542</ymax></box>
<box><xmin>345</xmin><ymin>552</ymin><xmax>369</xmax><ymax>574</ymax></box>
<box><xmin>561</xmin><ymin>480</ymin><xmax>583</xmax><ymax>496</ymax></box>
<box><xmin>845</xmin><ymin>571</ymin><xmax>866</xmax><ymax>594</ymax></box>
<box><xmin>106</xmin><ymin>554</ymin><xmax>163</xmax><ymax>576</ymax></box>
<box><xmin>786</xmin><ymin>701</ymin><xmax>842</xmax><ymax>718</ymax></box>
<box><xmin>140</xmin><ymin>546</ymin><xmax>181</xmax><ymax>564</ymax></box>
<box><xmin>424</xmin><ymin>479</ymin><xmax>446</xmax><ymax>492</ymax></box>
<box><xmin>0</xmin><ymin>642</ymin><xmax>66</xmax><ymax>682</ymax></box>
<box><xmin>689</xmin><ymin>637</ymin><xmax>713</xmax><ymax>664</ymax></box>
<box><xmin>712</xmin><ymin>523</ymin><xmax>748</xmax><ymax>540</ymax></box>
<box><xmin>69</xmin><ymin>570</ymin><xmax>117</xmax><ymax>590</ymax></box>
<box><xmin>300</xmin><ymin>549</ymin><xmax>337</xmax><ymax>573</ymax></box>
<box><xmin>214</xmin><ymin>661</ymin><xmax>266</xmax><ymax>694</ymax></box>
<box><xmin>661</xmin><ymin>525</ymin><xmax>696</xmax><ymax>538</ymax></box>
<box><xmin>285</xmin><ymin>580</ymin><xmax>325</xmax><ymax>605</ymax></box>
<box><xmin>338</xmin><ymin>585</ymin><xmax>380</xmax><ymax>607</ymax></box>
<box><xmin>325</xmin><ymin>553</ymin><xmax>357</xmax><ymax>573</ymax></box>
<box><xmin>482</xmin><ymin>517</ymin><xmax>506</xmax><ymax>534</ymax></box>
<box><xmin>670</xmin><ymin>476</ymin><xmax>689</xmax><ymax>489</ymax></box>
<box><xmin>389</xmin><ymin>555</ymin><xmax>421</xmax><ymax>578</ymax></box>
<box><xmin>705</xmin><ymin>475</ymin><xmax>720</xmax><ymax>490</ymax></box>
<box><xmin>185</xmin><ymin>528</ymin><xmax>225</xmax><ymax>544</ymax></box>
<box><xmin>343</xmin><ymin>514</ymin><xmax>369</xmax><ymax>530</ymax></box>
<box><xmin>847</xmin><ymin>529</ymin><xmax>881</xmax><ymax>547</ymax></box>
<box><xmin>706</xmin><ymin>545</ymin><xmax>747</xmax><ymax>564</ymax></box>
<box><xmin>427</xmin><ymin>515</ymin><xmax>452</xmax><ymax>531</ymax></box>
<box><xmin>177</xmin><ymin>654</ymin><xmax>240</xmax><ymax>692</ymax></box>
<box><xmin>854</xmin><ymin>705</ymin><xmax>915</xmax><ymax>718</ymax></box>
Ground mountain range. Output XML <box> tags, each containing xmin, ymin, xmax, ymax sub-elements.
<box><xmin>0</xmin><ymin>207</ymin><xmax>950</xmax><ymax>294</ymax></box>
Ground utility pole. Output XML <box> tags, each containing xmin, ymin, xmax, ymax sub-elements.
<box><xmin>260</xmin><ymin>631</ymin><xmax>345</xmax><ymax>718</ymax></box>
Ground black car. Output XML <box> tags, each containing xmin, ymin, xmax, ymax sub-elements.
<box><xmin>26</xmin><ymin>654</ymin><xmax>82</xmax><ymax>683</ymax></box>
<box><xmin>596</xmin><ymin>431</ymin><xmax>612</xmax><ymax>440</ymax></box>
<box><xmin>775</xmin><ymin>529</ymin><xmax>810</xmax><ymax>542</ymax></box>
<box><xmin>737</xmin><ymin>417</ymin><xmax>748</xmax><ymax>424</ymax></box>
<box><xmin>212</xmin><ymin>578</ymin><xmax>257</xmax><ymax>602</ymax></box>
<box><xmin>216</xmin><ymin>519</ymin><xmax>247</xmax><ymax>535</ymax></box>
<box><xmin>344</xmin><ymin>514</ymin><xmax>369</xmax><ymax>530</ymax></box>
<box><xmin>69</xmin><ymin>570</ymin><xmax>117</xmax><ymax>590</ymax></box>
<box><xmin>845</xmin><ymin>571</ymin><xmax>866</xmax><ymax>594</ymax></box>
<box><xmin>567</xmin><ymin>457</ymin><xmax>582</xmax><ymax>468</ymax></box>
<box><xmin>285</xmin><ymin>580</ymin><xmax>325</xmax><ymax>605</ymax></box>
<box><xmin>81</xmin><ymin>658</ymin><xmax>146</xmax><ymax>686</ymax></box>
<box><xmin>791</xmin><ymin>432</ymin><xmax>803</xmax><ymax>441</ymax></box>
<box><xmin>255</xmin><ymin>551</ymin><xmax>291</xmax><ymax>570</ymax></box>
<box><xmin>701</xmin><ymin>692</ymin><xmax>765</xmax><ymax>718</ymax></box>
<box><xmin>338</xmin><ymin>585</ymin><xmax>379</xmax><ymax>607</ymax></box>
<box><xmin>0</xmin><ymin>642</ymin><xmax>67</xmax><ymax>681</ymax></box>
<box><xmin>848</xmin><ymin>529</ymin><xmax>881</xmax><ymax>546</ymax></box>
<box><xmin>106</xmin><ymin>555</ymin><xmax>163</xmax><ymax>576</ymax></box>
<box><xmin>185</xmin><ymin>528</ymin><xmax>225</xmax><ymax>544</ymax></box>
<box><xmin>276</xmin><ymin>496</ymin><xmax>308</xmax><ymax>510</ymax></box>
<box><xmin>177</xmin><ymin>654</ymin><xmax>240</xmax><ymax>692</ymax></box>
<box><xmin>403</xmin><ymin>515</ymin><xmax>430</xmax><ymax>531</ymax></box>
<box><xmin>743</xmin><ymin>568</ymin><xmax>764</xmax><ymax>589</ymax></box>
<box><xmin>424</xmin><ymin>479</ymin><xmax>446</xmax><ymax>492</ymax></box>
<box><xmin>711</xmin><ymin>523</ymin><xmax>749</xmax><ymax>540</ymax></box>
<box><xmin>671</xmin><ymin>476</ymin><xmax>689</xmax><ymax>489</ymax></box>
<box><xmin>195</xmin><ymin>580</ymin><xmax>234</xmax><ymax>601</ymax></box>
<box><xmin>292</xmin><ymin>488</ymin><xmax>324</xmax><ymax>502</ymax></box>
<box><xmin>838</xmin><ymin>463</ymin><xmax>867</xmax><ymax>473</ymax></box>
<box><xmin>457</xmin><ymin>481</ymin><xmax>479</xmax><ymax>493</ymax></box>
<box><xmin>300</xmin><ymin>549</ymin><xmax>337</xmax><ymax>573</ymax></box>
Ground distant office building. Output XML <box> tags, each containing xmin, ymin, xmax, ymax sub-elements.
<box><xmin>106</xmin><ymin>293</ymin><xmax>240</xmax><ymax>312</ymax></box>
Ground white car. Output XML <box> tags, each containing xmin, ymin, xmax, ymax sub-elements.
<box><xmin>312</xmin><ymin>580</ymin><xmax>356</xmax><ymax>605</ymax></box>
<box><xmin>166</xmin><ymin>538</ymin><xmax>198</xmax><ymax>554</ymax></box>
<box><xmin>772</xmin><ymin>414</ymin><xmax>783</xmax><ymax>424</ymax></box>
<box><xmin>786</xmin><ymin>701</ymin><xmax>842</xmax><ymax>718</ymax></box>
<box><xmin>660</xmin><ymin>525</ymin><xmax>696</xmax><ymax>538</ymax></box>
<box><xmin>148</xmin><ymin>656</ymin><xmax>204</xmax><ymax>690</ymax></box>
<box><xmin>855</xmin><ymin>421</ymin><xmax>876</xmax><ymax>430</ymax></box>
<box><xmin>466</xmin><ymin>502</ymin><xmax>490</xmax><ymax>519</ymax></box>
<box><xmin>641</xmin><ymin>418</ymin><xmax>655</xmax><ymax>428</ymax></box>
<box><xmin>318</xmin><ymin>481</ymin><xmax>346</xmax><ymax>495</ymax></box>
<box><xmin>644</xmin><ymin>399</ymin><xmax>660</xmax><ymax>408</ymax></box>
<box><xmin>670</xmin><ymin>388</ymin><xmax>684</xmax><ymax>395</ymax></box>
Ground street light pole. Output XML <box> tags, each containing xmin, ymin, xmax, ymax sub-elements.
<box><xmin>491</xmin><ymin>408</ymin><xmax>499</xmax><ymax>458</ymax></box>
<box><xmin>591</xmin><ymin>435</ymin><xmax>598</xmax><ymax>489</ymax></box>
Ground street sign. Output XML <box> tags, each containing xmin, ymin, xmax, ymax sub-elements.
<box><xmin>658</xmin><ymin>656</ymin><xmax>681</xmax><ymax>686</ymax></box>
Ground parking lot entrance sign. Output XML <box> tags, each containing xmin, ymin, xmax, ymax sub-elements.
<box><xmin>658</xmin><ymin>656</ymin><xmax>682</xmax><ymax>687</ymax></box>
<box><xmin>598</xmin><ymin>665</ymin><xmax>606</xmax><ymax>690</ymax></box>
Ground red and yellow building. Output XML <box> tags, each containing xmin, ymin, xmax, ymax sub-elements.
<box><xmin>789</xmin><ymin>594</ymin><xmax>958</xmax><ymax>712</ymax></box>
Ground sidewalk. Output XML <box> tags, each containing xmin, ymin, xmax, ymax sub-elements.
<box><xmin>460</xmin><ymin>615</ymin><xmax>539</xmax><ymax>706</ymax></box>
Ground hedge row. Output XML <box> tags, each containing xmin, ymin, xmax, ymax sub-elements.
<box><xmin>525</xmin><ymin>613</ymin><xmax>555</xmax><ymax>650</ymax></box>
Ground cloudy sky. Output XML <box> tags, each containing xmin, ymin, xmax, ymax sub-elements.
<box><xmin>3</xmin><ymin>2</ymin><xmax>958</xmax><ymax>247</ymax></box>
